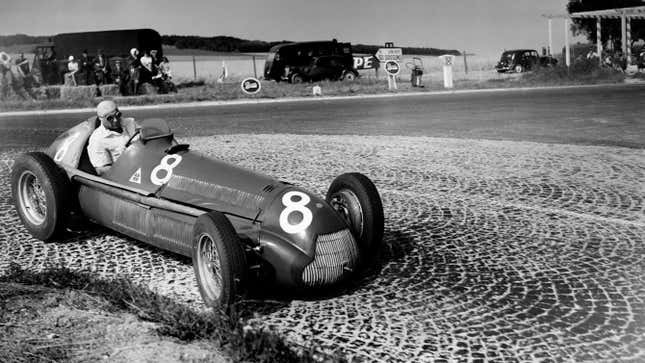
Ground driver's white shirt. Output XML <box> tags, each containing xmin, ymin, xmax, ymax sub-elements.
<box><xmin>87</xmin><ymin>117</ymin><xmax>137</xmax><ymax>169</ymax></box>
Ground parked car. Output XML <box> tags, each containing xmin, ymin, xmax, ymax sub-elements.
<box><xmin>264</xmin><ymin>40</ymin><xmax>358</xmax><ymax>83</ymax></box>
<box><xmin>495</xmin><ymin>49</ymin><xmax>557</xmax><ymax>73</ymax></box>
<box><xmin>287</xmin><ymin>55</ymin><xmax>359</xmax><ymax>83</ymax></box>
<box><xmin>11</xmin><ymin>118</ymin><xmax>384</xmax><ymax>309</ymax></box>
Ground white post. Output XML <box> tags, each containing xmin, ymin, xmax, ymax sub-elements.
<box><xmin>440</xmin><ymin>55</ymin><xmax>454</xmax><ymax>88</ymax></box>
<box><xmin>548</xmin><ymin>18</ymin><xmax>553</xmax><ymax>56</ymax></box>
<box><xmin>565</xmin><ymin>18</ymin><xmax>571</xmax><ymax>67</ymax></box>
<box><xmin>597</xmin><ymin>18</ymin><xmax>602</xmax><ymax>66</ymax></box>
<box><xmin>621</xmin><ymin>15</ymin><xmax>627</xmax><ymax>55</ymax></box>
<box><xmin>626</xmin><ymin>18</ymin><xmax>632</xmax><ymax>65</ymax></box>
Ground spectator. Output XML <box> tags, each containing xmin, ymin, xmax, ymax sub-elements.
<box><xmin>112</xmin><ymin>59</ymin><xmax>129</xmax><ymax>96</ymax></box>
<box><xmin>159</xmin><ymin>56</ymin><xmax>172</xmax><ymax>80</ymax></box>
<box><xmin>80</xmin><ymin>49</ymin><xmax>93</xmax><ymax>85</ymax></box>
<box><xmin>15</xmin><ymin>53</ymin><xmax>36</xmax><ymax>92</ymax></box>
<box><xmin>94</xmin><ymin>49</ymin><xmax>111</xmax><ymax>86</ymax></box>
<box><xmin>139</xmin><ymin>50</ymin><xmax>153</xmax><ymax>84</ymax></box>
<box><xmin>127</xmin><ymin>48</ymin><xmax>141</xmax><ymax>95</ymax></box>
<box><xmin>150</xmin><ymin>49</ymin><xmax>161</xmax><ymax>66</ymax></box>
<box><xmin>0</xmin><ymin>52</ymin><xmax>14</xmax><ymax>99</ymax></box>
<box><xmin>66</xmin><ymin>55</ymin><xmax>79</xmax><ymax>86</ymax></box>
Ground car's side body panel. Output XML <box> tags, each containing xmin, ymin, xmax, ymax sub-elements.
<box><xmin>46</xmin><ymin>119</ymin><xmax>359</xmax><ymax>288</ymax></box>
<box><xmin>46</xmin><ymin>117</ymin><xmax>96</xmax><ymax>169</ymax></box>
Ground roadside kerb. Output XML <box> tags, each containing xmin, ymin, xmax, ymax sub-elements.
<box><xmin>1</xmin><ymin>82</ymin><xmax>643</xmax><ymax>118</ymax></box>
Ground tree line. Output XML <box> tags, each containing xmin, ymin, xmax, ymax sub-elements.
<box><xmin>161</xmin><ymin>35</ymin><xmax>461</xmax><ymax>55</ymax></box>
<box><xmin>1</xmin><ymin>34</ymin><xmax>460</xmax><ymax>56</ymax></box>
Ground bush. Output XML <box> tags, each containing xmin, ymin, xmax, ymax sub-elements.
<box><xmin>521</xmin><ymin>60</ymin><xmax>625</xmax><ymax>84</ymax></box>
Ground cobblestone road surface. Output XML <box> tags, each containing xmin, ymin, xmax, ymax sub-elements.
<box><xmin>1</xmin><ymin>135</ymin><xmax>644</xmax><ymax>362</ymax></box>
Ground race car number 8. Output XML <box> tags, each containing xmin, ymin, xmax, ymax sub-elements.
<box><xmin>151</xmin><ymin>154</ymin><xmax>182</xmax><ymax>185</ymax></box>
<box><xmin>279</xmin><ymin>191</ymin><xmax>313</xmax><ymax>234</ymax></box>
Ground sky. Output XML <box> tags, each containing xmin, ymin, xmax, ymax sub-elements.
<box><xmin>0</xmin><ymin>0</ymin><xmax>582</xmax><ymax>58</ymax></box>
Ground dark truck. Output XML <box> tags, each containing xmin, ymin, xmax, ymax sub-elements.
<box><xmin>495</xmin><ymin>49</ymin><xmax>557</xmax><ymax>73</ymax></box>
<box><xmin>33</xmin><ymin>28</ymin><xmax>163</xmax><ymax>85</ymax></box>
<box><xmin>264</xmin><ymin>40</ymin><xmax>358</xmax><ymax>83</ymax></box>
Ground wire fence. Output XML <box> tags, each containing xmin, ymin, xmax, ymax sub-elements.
<box><xmin>166</xmin><ymin>53</ymin><xmax>514</xmax><ymax>84</ymax></box>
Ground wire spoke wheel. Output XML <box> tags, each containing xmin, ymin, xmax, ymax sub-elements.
<box><xmin>192</xmin><ymin>211</ymin><xmax>247</xmax><ymax>310</ymax></box>
<box><xmin>197</xmin><ymin>233</ymin><xmax>223</xmax><ymax>301</ymax></box>
<box><xmin>326</xmin><ymin>173</ymin><xmax>384</xmax><ymax>266</ymax></box>
<box><xmin>330</xmin><ymin>189</ymin><xmax>364</xmax><ymax>238</ymax></box>
<box><xmin>18</xmin><ymin>170</ymin><xmax>47</xmax><ymax>225</ymax></box>
<box><xmin>11</xmin><ymin>152</ymin><xmax>71</xmax><ymax>241</ymax></box>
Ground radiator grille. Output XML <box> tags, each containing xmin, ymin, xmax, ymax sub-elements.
<box><xmin>302</xmin><ymin>229</ymin><xmax>359</xmax><ymax>287</ymax></box>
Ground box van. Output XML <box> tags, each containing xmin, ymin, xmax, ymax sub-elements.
<box><xmin>33</xmin><ymin>28</ymin><xmax>163</xmax><ymax>85</ymax></box>
<box><xmin>264</xmin><ymin>40</ymin><xmax>358</xmax><ymax>83</ymax></box>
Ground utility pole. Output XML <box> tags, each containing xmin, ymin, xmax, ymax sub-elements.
<box><xmin>462</xmin><ymin>50</ymin><xmax>476</xmax><ymax>74</ymax></box>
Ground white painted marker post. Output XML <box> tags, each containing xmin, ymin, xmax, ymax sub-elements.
<box><xmin>439</xmin><ymin>55</ymin><xmax>455</xmax><ymax>89</ymax></box>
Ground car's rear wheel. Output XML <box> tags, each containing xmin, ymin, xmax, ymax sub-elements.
<box><xmin>192</xmin><ymin>211</ymin><xmax>247</xmax><ymax>310</ymax></box>
<box><xmin>326</xmin><ymin>173</ymin><xmax>384</xmax><ymax>264</ymax></box>
<box><xmin>290</xmin><ymin>73</ymin><xmax>303</xmax><ymax>84</ymax></box>
<box><xmin>514</xmin><ymin>64</ymin><xmax>524</xmax><ymax>73</ymax></box>
<box><xmin>342</xmin><ymin>70</ymin><xmax>358</xmax><ymax>81</ymax></box>
<box><xmin>11</xmin><ymin>152</ymin><xmax>71</xmax><ymax>241</ymax></box>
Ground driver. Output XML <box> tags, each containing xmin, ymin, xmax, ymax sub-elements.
<box><xmin>87</xmin><ymin>100</ymin><xmax>138</xmax><ymax>175</ymax></box>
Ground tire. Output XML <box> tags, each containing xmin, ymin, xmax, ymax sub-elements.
<box><xmin>514</xmin><ymin>64</ymin><xmax>524</xmax><ymax>73</ymax></box>
<box><xmin>11</xmin><ymin>152</ymin><xmax>72</xmax><ymax>241</ymax></box>
<box><xmin>192</xmin><ymin>211</ymin><xmax>247</xmax><ymax>310</ymax></box>
<box><xmin>326</xmin><ymin>173</ymin><xmax>384</xmax><ymax>263</ymax></box>
<box><xmin>342</xmin><ymin>71</ymin><xmax>357</xmax><ymax>81</ymax></box>
<box><xmin>290</xmin><ymin>73</ymin><xmax>303</xmax><ymax>84</ymax></box>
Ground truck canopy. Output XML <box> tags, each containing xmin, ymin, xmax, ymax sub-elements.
<box><xmin>53</xmin><ymin>28</ymin><xmax>162</xmax><ymax>59</ymax></box>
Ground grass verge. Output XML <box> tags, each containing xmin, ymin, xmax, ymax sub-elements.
<box><xmin>0</xmin><ymin>64</ymin><xmax>635</xmax><ymax>112</ymax></box>
<box><xmin>0</xmin><ymin>264</ymin><xmax>344</xmax><ymax>362</ymax></box>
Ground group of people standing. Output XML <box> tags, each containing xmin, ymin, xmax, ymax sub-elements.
<box><xmin>0</xmin><ymin>51</ymin><xmax>36</xmax><ymax>100</ymax></box>
<box><xmin>66</xmin><ymin>48</ymin><xmax>174</xmax><ymax>96</ymax></box>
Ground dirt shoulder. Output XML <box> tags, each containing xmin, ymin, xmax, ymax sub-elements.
<box><xmin>0</xmin><ymin>282</ymin><xmax>228</xmax><ymax>362</ymax></box>
<box><xmin>1</xmin><ymin>64</ymin><xmax>640</xmax><ymax>113</ymax></box>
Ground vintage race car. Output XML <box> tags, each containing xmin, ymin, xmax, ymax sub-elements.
<box><xmin>11</xmin><ymin>117</ymin><xmax>384</xmax><ymax>308</ymax></box>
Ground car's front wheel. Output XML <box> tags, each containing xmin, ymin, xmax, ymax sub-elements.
<box><xmin>192</xmin><ymin>211</ymin><xmax>247</xmax><ymax>310</ymax></box>
<box><xmin>514</xmin><ymin>64</ymin><xmax>524</xmax><ymax>73</ymax></box>
<box><xmin>290</xmin><ymin>73</ymin><xmax>304</xmax><ymax>84</ymax></box>
<box><xmin>326</xmin><ymin>173</ymin><xmax>384</xmax><ymax>264</ymax></box>
<box><xmin>11</xmin><ymin>152</ymin><xmax>71</xmax><ymax>241</ymax></box>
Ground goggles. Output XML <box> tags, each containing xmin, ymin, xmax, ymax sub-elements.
<box><xmin>104</xmin><ymin>110</ymin><xmax>121</xmax><ymax>122</ymax></box>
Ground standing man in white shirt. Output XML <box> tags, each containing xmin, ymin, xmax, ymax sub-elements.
<box><xmin>87</xmin><ymin>100</ymin><xmax>138</xmax><ymax>175</ymax></box>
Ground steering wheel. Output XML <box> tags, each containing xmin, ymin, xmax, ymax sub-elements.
<box><xmin>125</xmin><ymin>129</ymin><xmax>141</xmax><ymax>148</ymax></box>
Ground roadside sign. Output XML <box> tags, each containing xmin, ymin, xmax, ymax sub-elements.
<box><xmin>241</xmin><ymin>77</ymin><xmax>261</xmax><ymax>95</ymax></box>
<box><xmin>384</xmin><ymin>61</ymin><xmax>401</xmax><ymax>76</ymax></box>
<box><xmin>375</xmin><ymin>47</ymin><xmax>402</xmax><ymax>62</ymax></box>
<box><xmin>353</xmin><ymin>55</ymin><xmax>378</xmax><ymax>70</ymax></box>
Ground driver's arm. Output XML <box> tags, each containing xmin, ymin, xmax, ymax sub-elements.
<box><xmin>87</xmin><ymin>136</ymin><xmax>113</xmax><ymax>175</ymax></box>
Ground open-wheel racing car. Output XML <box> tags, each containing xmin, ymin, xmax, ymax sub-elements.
<box><xmin>11</xmin><ymin>117</ymin><xmax>384</xmax><ymax>308</ymax></box>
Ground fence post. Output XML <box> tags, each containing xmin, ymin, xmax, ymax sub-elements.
<box><xmin>463</xmin><ymin>50</ymin><xmax>469</xmax><ymax>74</ymax></box>
<box><xmin>192</xmin><ymin>56</ymin><xmax>197</xmax><ymax>80</ymax></box>
<box><xmin>252</xmin><ymin>56</ymin><xmax>257</xmax><ymax>78</ymax></box>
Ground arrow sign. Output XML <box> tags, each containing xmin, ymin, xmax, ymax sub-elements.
<box><xmin>375</xmin><ymin>48</ymin><xmax>402</xmax><ymax>62</ymax></box>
